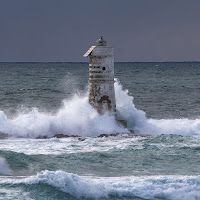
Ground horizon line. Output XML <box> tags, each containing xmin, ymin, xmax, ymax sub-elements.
<box><xmin>0</xmin><ymin>61</ymin><xmax>200</xmax><ymax>63</ymax></box>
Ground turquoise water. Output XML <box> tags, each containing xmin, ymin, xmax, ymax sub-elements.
<box><xmin>0</xmin><ymin>62</ymin><xmax>200</xmax><ymax>199</ymax></box>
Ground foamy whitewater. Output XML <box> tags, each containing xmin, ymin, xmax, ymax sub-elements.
<box><xmin>0</xmin><ymin>62</ymin><xmax>200</xmax><ymax>200</ymax></box>
<box><xmin>0</xmin><ymin>80</ymin><xmax>199</xmax><ymax>138</ymax></box>
<box><xmin>1</xmin><ymin>170</ymin><xmax>200</xmax><ymax>200</ymax></box>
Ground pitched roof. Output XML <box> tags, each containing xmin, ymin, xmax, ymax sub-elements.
<box><xmin>83</xmin><ymin>46</ymin><xmax>96</xmax><ymax>57</ymax></box>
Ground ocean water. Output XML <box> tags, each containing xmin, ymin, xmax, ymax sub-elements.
<box><xmin>0</xmin><ymin>62</ymin><xmax>200</xmax><ymax>199</ymax></box>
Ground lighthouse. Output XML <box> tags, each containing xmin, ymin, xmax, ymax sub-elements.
<box><xmin>83</xmin><ymin>37</ymin><xmax>116</xmax><ymax>115</ymax></box>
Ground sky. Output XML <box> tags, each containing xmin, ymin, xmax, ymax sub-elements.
<box><xmin>0</xmin><ymin>0</ymin><xmax>200</xmax><ymax>62</ymax></box>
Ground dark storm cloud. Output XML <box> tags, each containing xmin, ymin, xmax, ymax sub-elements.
<box><xmin>0</xmin><ymin>0</ymin><xmax>200</xmax><ymax>62</ymax></box>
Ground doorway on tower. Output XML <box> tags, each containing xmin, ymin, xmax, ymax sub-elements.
<box><xmin>97</xmin><ymin>95</ymin><xmax>112</xmax><ymax>114</ymax></box>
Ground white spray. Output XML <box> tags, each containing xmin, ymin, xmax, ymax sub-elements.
<box><xmin>0</xmin><ymin>80</ymin><xmax>200</xmax><ymax>137</ymax></box>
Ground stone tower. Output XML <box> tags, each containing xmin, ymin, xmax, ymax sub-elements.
<box><xmin>83</xmin><ymin>37</ymin><xmax>116</xmax><ymax>115</ymax></box>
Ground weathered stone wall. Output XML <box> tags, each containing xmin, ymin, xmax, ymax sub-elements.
<box><xmin>88</xmin><ymin>46</ymin><xmax>116</xmax><ymax>115</ymax></box>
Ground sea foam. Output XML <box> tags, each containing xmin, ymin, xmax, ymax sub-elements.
<box><xmin>0</xmin><ymin>80</ymin><xmax>200</xmax><ymax>137</ymax></box>
<box><xmin>1</xmin><ymin>170</ymin><xmax>200</xmax><ymax>200</ymax></box>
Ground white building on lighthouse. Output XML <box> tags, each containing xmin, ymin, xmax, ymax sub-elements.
<box><xmin>83</xmin><ymin>36</ymin><xmax>116</xmax><ymax>115</ymax></box>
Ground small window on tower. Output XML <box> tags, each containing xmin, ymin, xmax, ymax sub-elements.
<box><xmin>102</xmin><ymin>67</ymin><xmax>106</xmax><ymax>70</ymax></box>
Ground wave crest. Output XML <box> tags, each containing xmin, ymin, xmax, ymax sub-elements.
<box><xmin>1</xmin><ymin>170</ymin><xmax>200</xmax><ymax>200</ymax></box>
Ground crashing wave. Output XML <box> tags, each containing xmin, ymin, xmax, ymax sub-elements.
<box><xmin>0</xmin><ymin>170</ymin><xmax>200</xmax><ymax>200</ymax></box>
<box><xmin>0</xmin><ymin>80</ymin><xmax>200</xmax><ymax>137</ymax></box>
